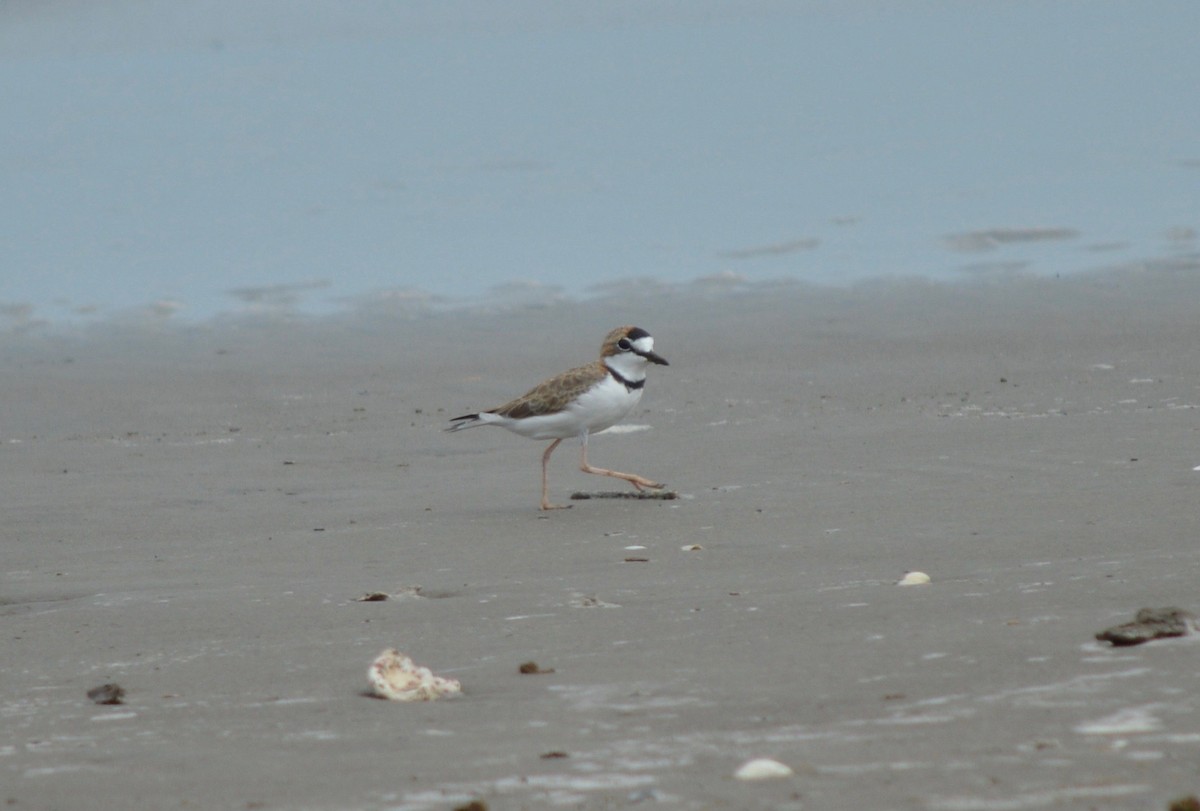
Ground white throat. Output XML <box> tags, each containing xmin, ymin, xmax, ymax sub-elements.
<box><xmin>604</xmin><ymin>349</ymin><xmax>649</xmax><ymax>383</ymax></box>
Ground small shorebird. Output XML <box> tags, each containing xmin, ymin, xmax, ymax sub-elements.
<box><xmin>446</xmin><ymin>326</ymin><xmax>669</xmax><ymax>510</ymax></box>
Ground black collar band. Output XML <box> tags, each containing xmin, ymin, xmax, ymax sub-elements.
<box><xmin>608</xmin><ymin>367</ymin><xmax>645</xmax><ymax>391</ymax></box>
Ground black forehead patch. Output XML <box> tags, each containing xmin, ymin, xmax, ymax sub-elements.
<box><xmin>625</xmin><ymin>327</ymin><xmax>651</xmax><ymax>342</ymax></box>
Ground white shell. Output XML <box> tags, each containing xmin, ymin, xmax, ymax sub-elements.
<box><xmin>681</xmin><ymin>544</ymin><xmax>703</xmax><ymax>551</ymax></box>
<box><xmin>734</xmin><ymin>757</ymin><xmax>794</xmax><ymax>780</ymax></box>
<box><xmin>368</xmin><ymin>648</ymin><xmax>461</xmax><ymax>702</ymax></box>
<box><xmin>897</xmin><ymin>571</ymin><xmax>931</xmax><ymax>586</ymax></box>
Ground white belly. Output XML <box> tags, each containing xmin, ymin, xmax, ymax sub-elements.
<box><xmin>499</xmin><ymin>376</ymin><xmax>643</xmax><ymax>440</ymax></box>
<box><xmin>571</xmin><ymin>376</ymin><xmax>643</xmax><ymax>433</ymax></box>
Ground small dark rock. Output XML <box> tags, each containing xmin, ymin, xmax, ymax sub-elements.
<box><xmin>1096</xmin><ymin>607</ymin><xmax>1197</xmax><ymax>646</ymax></box>
<box><xmin>519</xmin><ymin>661</ymin><xmax>555</xmax><ymax>675</ymax></box>
<box><xmin>87</xmin><ymin>683</ymin><xmax>126</xmax><ymax>705</ymax></box>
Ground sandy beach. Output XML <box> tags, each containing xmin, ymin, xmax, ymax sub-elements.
<box><xmin>4</xmin><ymin>267</ymin><xmax>1200</xmax><ymax>810</ymax></box>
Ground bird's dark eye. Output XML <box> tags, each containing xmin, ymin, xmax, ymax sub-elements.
<box><xmin>617</xmin><ymin>338</ymin><xmax>632</xmax><ymax>351</ymax></box>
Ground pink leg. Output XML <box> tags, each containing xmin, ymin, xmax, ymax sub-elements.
<box><xmin>579</xmin><ymin>438</ymin><xmax>664</xmax><ymax>491</ymax></box>
<box><xmin>540</xmin><ymin>438</ymin><xmax>571</xmax><ymax>511</ymax></box>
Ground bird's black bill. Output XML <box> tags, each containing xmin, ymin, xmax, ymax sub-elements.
<box><xmin>638</xmin><ymin>349</ymin><xmax>669</xmax><ymax>366</ymax></box>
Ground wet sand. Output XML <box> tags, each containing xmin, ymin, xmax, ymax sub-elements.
<box><xmin>4</xmin><ymin>268</ymin><xmax>1200</xmax><ymax>810</ymax></box>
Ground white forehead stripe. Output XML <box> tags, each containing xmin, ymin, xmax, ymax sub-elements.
<box><xmin>631</xmin><ymin>336</ymin><xmax>655</xmax><ymax>354</ymax></box>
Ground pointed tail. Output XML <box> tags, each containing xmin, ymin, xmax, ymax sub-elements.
<box><xmin>445</xmin><ymin>413</ymin><xmax>483</xmax><ymax>432</ymax></box>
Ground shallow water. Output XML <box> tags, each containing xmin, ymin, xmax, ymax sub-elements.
<box><xmin>2</xmin><ymin>1</ymin><xmax>1198</xmax><ymax>328</ymax></box>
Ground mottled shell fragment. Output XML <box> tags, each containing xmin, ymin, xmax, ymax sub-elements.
<box><xmin>368</xmin><ymin>648</ymin><xmax>462</xmax><ymax>702</ymax></box>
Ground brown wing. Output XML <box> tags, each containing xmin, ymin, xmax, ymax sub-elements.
<box><xmin>491</xmin><ymin>363</ymin><xmax>606</xmax><ymax>420</ymax></box>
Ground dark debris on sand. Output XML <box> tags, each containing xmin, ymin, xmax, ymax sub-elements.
<box><xmin>1095</xmin><ymin>607</ymin><xmax>1197</xmax><ymax>646</ymax></box>
<box><xmin>570</xmin><ymin>490</ymin><xmax>678</xmax><ymax>500</ymax></box>
<box><xmin>87</xmin><ymin>683</ymin><xmax>126</xmax><ymax>705</ymax></box>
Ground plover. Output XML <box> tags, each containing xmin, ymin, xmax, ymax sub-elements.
<box><xmin>446</xmin><ymin>325</ymin><xmax>669</xmax><ymax>510</ymax></box>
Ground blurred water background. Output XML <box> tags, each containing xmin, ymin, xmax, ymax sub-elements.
<box><xmin>2</xmin><ymin>0</ymin><xmax>1197</xmax><ymax>328</ymax></box>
